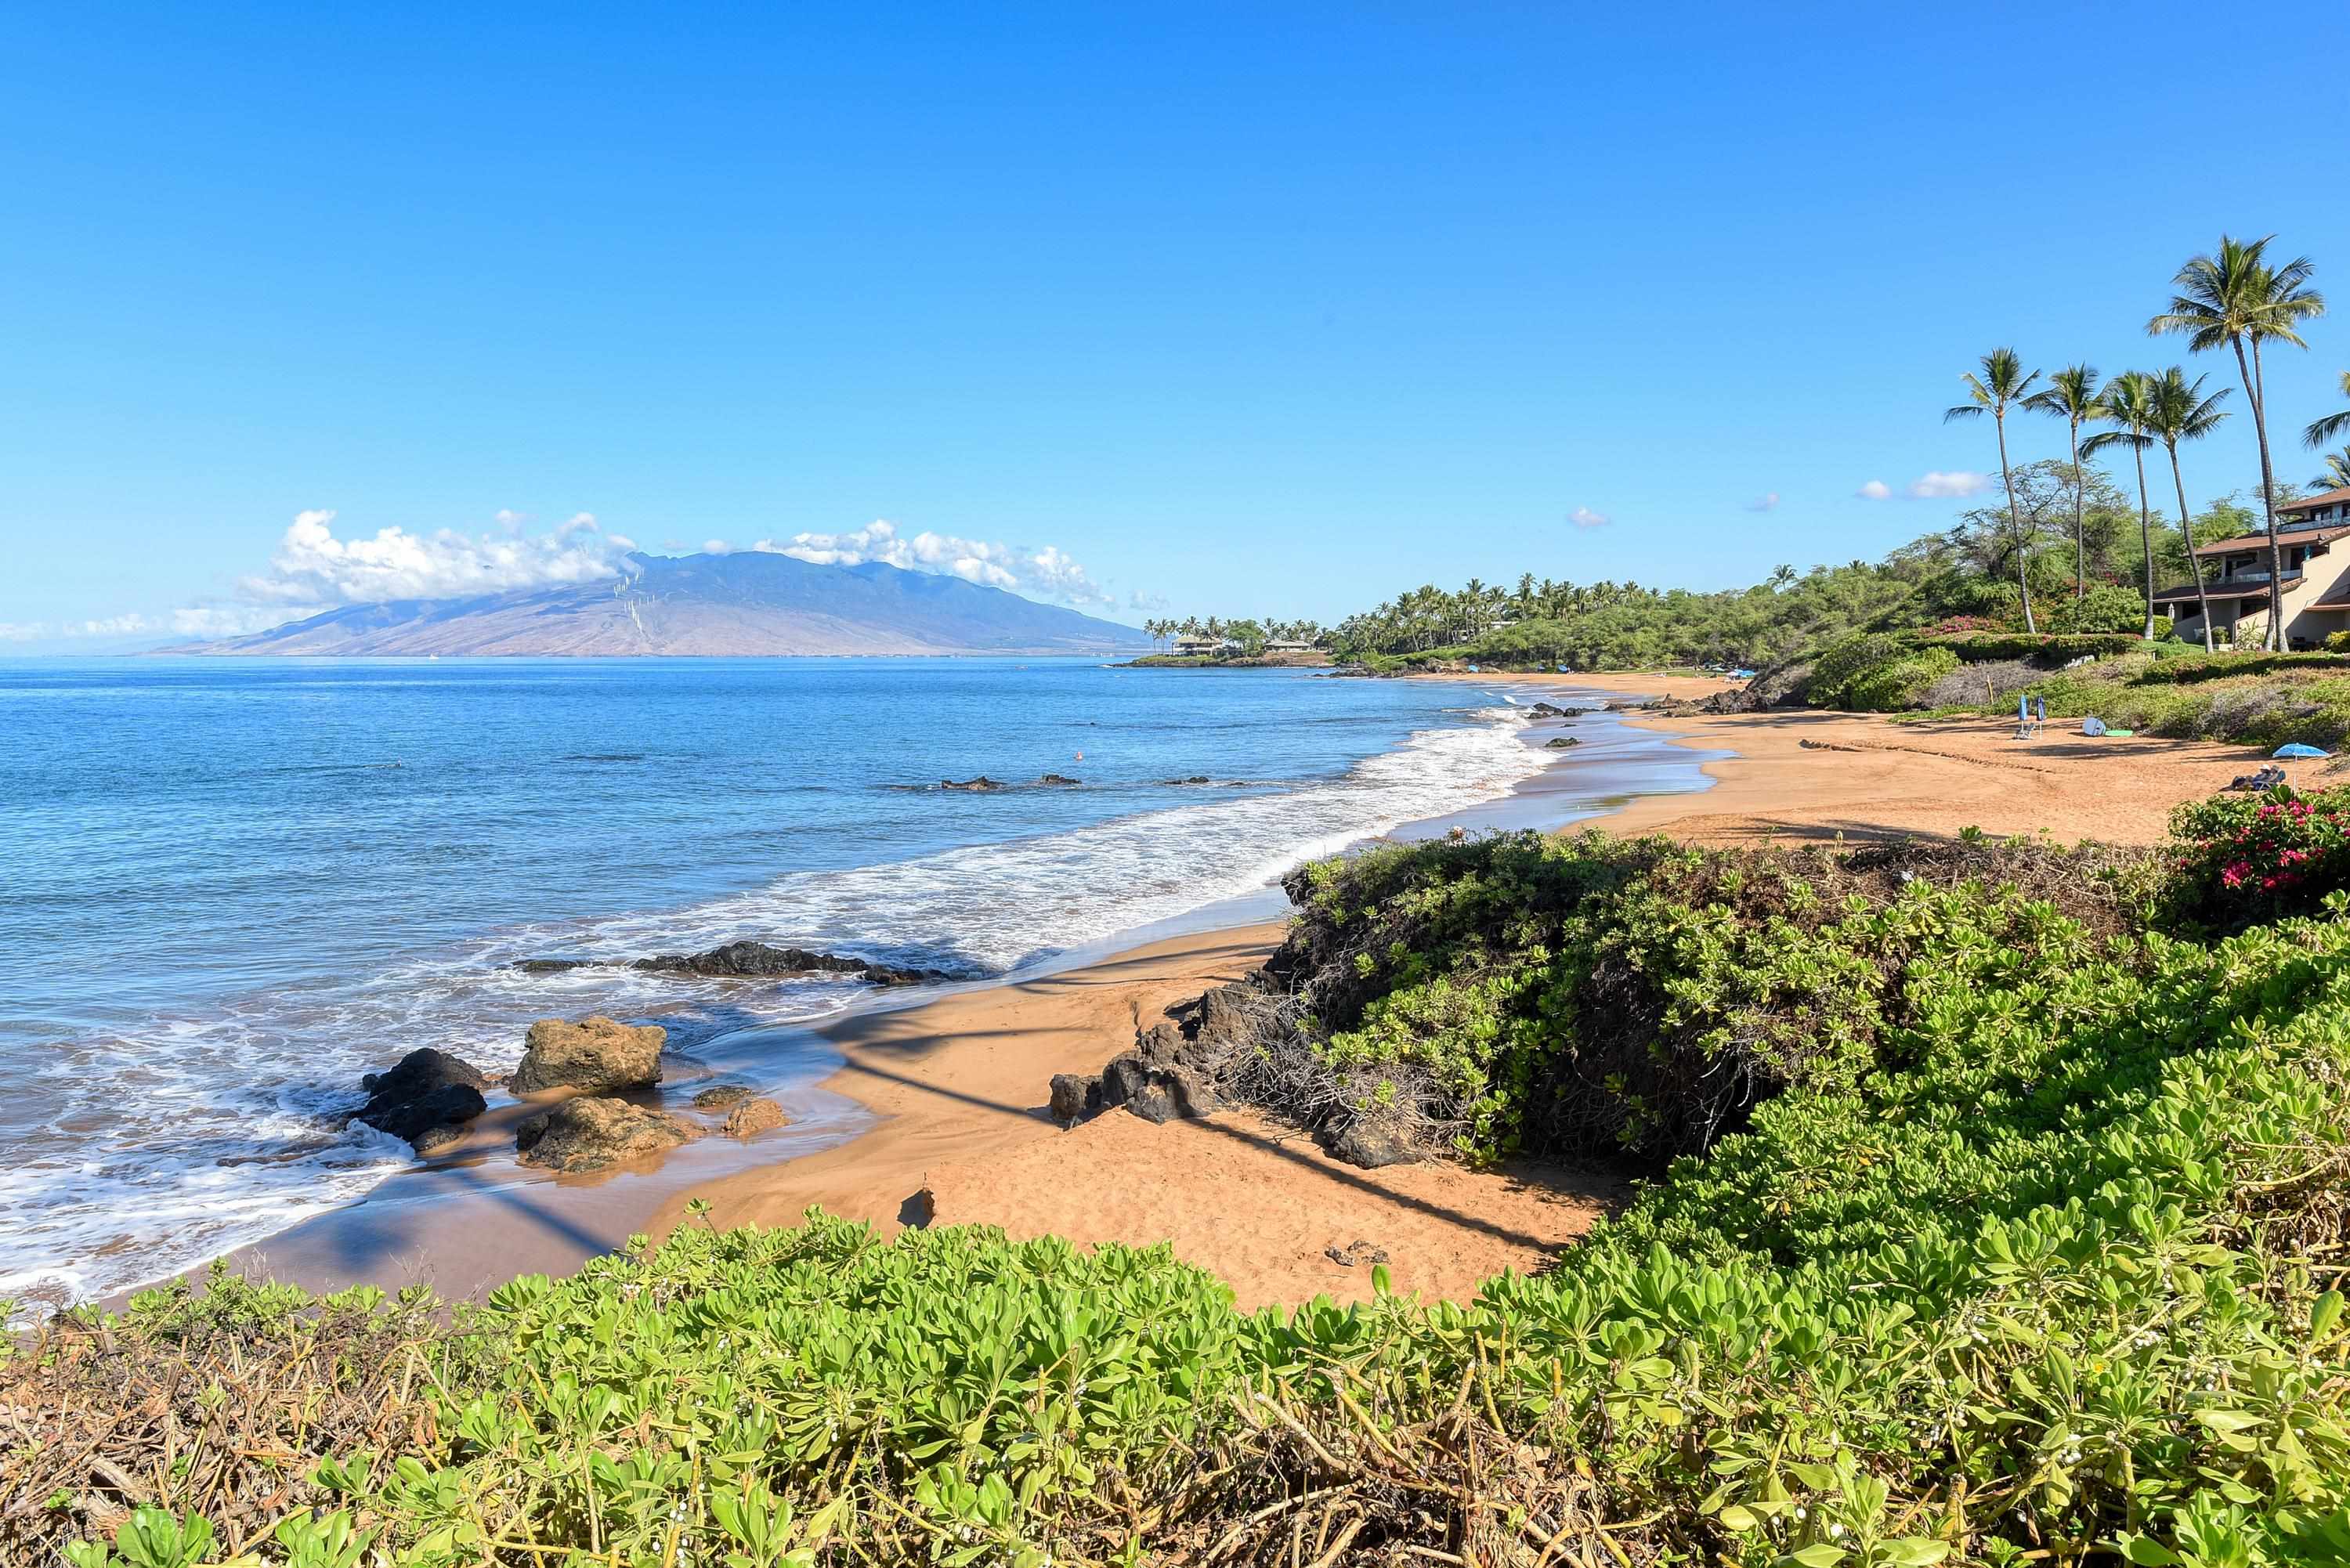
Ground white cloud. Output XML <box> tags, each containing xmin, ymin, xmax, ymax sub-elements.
<box><xmin>1569</xmin><ymin>506</ymin><xmax>1611</xmax><ymax>529</ymax></box>
<box><xmin>755</xmin><ymin>519</ymin><xmax>1116</xmax><ymax>608</ymax></box>
<box><xmin>703</xmin><ymin>539</ymin><xmax>735</xmax><ymax>555</ymax></box>
<box><xmin>172</xmin><ymin>604</ymin><xmax>319</xmax><ymax>638</ymax></box>
<box><xmin>1907</xmin><ymin>471</ymin><xmax>1990</xmax><ymax>499</ymax></box>
<box><xmin>0</xmin><ymin>622</ymin><xmax>48</xmax><ymax>642</ymax></box>
<box><xmin>1856</xmin><ymin>479</ymin><xmax>1894</xmax><ymax>500</ymax></box>
<box><xmin>1128</xmin><ymin>588</ymin><xmax>1170</xmax><ymax>612</ymax></box>
<box><xmin>1747</xmin><ymin>492</ymin><xmax>1781</xmax><ymax>512</ymax></box>
<box><xmin>238</xmin><ymin>509</ymin><xmax>633</xmax><ymax>605</ymax></box>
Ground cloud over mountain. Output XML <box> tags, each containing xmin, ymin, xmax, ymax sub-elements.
<box><xmin>759</xmin><ymin>521</ymin><xmax>1113</xmax><ymax>608</ymax></box>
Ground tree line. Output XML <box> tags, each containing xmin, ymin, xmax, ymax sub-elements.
<box><xmin>1952</xmin><ymin>233</ymin><xmax>2350</xmax><ymax>651</ymax></box>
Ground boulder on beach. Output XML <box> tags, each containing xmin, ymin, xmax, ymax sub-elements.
<box><xmin>722</xmin><ymin>1097</ymin><xmax>789</xmax><ymax>1137</ymax></box>
<box><xmin>691</xmin><ymin>1083</ymin><xmax>754</xmax><ymax>1110</ymax></box>
<box><xmin>1324</xmin><ymin>1113</ymin><xmax>1416</xmax><ymax>1169</ymax></box>
<box><xmin>1544</xmin><ymin>736</ymin><xmax>1580</xmax><ymax>749</ymax></box>
<box><xmin>1099</xmin><ymin>1051</ymin><xmax>1219</xmax><ymax>1125</ymax></box>
<box><xmin>509</xmin><ymin>1015</ymin><xmax>665</xmax><ymax>1095</ymax></box>
<box><xmin>1192</xmin><ymin>983</ymin><xmax>1258</xmax><ymax>1047</ymax></box>
<box><xmin>352</xmin><ymin>1048</ymin><xmax>490</xmax><ymax>1153</ymax></box>
<box><xmin>515</xmin><ymin>1097</ymin><xmax>698</xmax><ymax>1172</ymax></box>
<box><xmin>1048</xmin><ymin>1071</ymin><xmax>1101</xmax><ymax>1127</ymax></box>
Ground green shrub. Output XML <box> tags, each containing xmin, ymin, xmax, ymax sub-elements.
<box><xmin>2329</xmin><ymin>629</ymin><xmax>2350</xmax><ymax>654</ymax></box>
<box><xmin>2167</xmin><ymin>785</ymin><xmax>2350</xmax><ymax>932</ymax></box>
<box><xmin>1924</xmin><ymin>630</ymin><xmax>2149</xmax><ymax>663</ymax></box>
<box><xmin>1802</xmin><ymin>631</ymin><xmax>1917</xmax><ymax>707</ymax></box>
<box><xmin>1842</xmin><ymin>645</ymin><xmax>1961</xmax><ymax>710</ymax></box>
<box><xmin>30</xmin><ymin>815</ymin><xmax>2350</xmax><ymax>1568</ymax></box>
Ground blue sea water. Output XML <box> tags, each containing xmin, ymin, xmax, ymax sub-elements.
<box><xmin>0</xmin><ymin>656</ymin><xmax>1650</xmax><ymax>1304</ymax></box>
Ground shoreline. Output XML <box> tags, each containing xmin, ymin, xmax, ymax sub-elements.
<box><xmin>139</xmin><ymin>685</ymin><xmax>1655</xmax><ymax>1311</ymax></box>
<box><xmin>130</xmin><ymin>674</ymin><xmax>2301</xmax><ymax>1315</ymax></box>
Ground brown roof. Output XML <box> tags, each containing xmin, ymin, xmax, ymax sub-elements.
<box><xmin>2280</xmin><ymin>486</ymin><xmax>2350</xmax><ymax>516</ymax></box>
<box><xmin>2193</xmin><ymin>523</ymin><xmax>2350</xmax><ymax>557</ymax></box>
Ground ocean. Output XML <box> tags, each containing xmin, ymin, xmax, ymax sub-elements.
<box><xmin>0</xmin><ymin>656</ymin><xmax>1701</xmax><ymax>1306</ymax></box>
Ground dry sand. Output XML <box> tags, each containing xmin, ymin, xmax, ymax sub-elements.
<box><xmin>660</xmin><ymin>672</ymin><xmax>2304</xmax><ymax>1310</ymax></box>
<box><xmin>658</xmin><ymin>926</ymin><xmax>1616</xmax><ymax>1310</ymax></box>
<box><xmin>1429</xmin><ymin>670</ymin><xmax>2311</xmax><ymax>846</ymax></box>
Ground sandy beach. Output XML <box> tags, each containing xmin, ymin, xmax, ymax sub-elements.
<box><xmin>187</xmin><ymin>674</ymin><xmax>2309</xmax><ymax>1315</ymax></box>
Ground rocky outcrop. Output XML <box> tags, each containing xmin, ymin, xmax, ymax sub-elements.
<box><xmin>941</xmin><ymin>776</ymin><xmax>1003</xmax><ymax>791</ymax></box>
<box><xmin>634</xmin><ymin>941</ymin><xmax>951</xmax><ymax>987</ymax></box>
<box><xmin>352</xmin><ymin>1049</ymin><xmax>490</xmax><ymax>1154</ymax></box>
<box><xmin>1323</xmin><ymin>1113</ymin><xmax>1417</xmax><ymax>1169</ymax></box>
<box><xmin>1099</xmin><ymin>1053</ymin><xmax>1219</xmax><ymax>1125</ymax></box>
<box><xmin>1048</xmin><ymin>1071</ymin><xmax>1101</xmax><ymax>1127</ymax></box>
<box><xmin>509</xmin><ymin>1016</ymin><xmax>665</xmax><ymax>1096</ymax></box>
<box><xmin>691</xmin><ymin>1083</ymin><xmax>754</xmax><ymax>1110</ymax></box>
<box><xmin>515</xmin><ymin>1097</ymin><xmax>698</xmax><ymax>1172</ymax></box>
<box><xmin>1527</xmin><ymin>702</ymin><xmax>1590</xmax><ymax>718</ymax></box>
<box><xmin>1544</xmin><ymin>736</ymin><xmax>1580</xmax><ymax>749</ymax></box>
<box><xmin>722</xmin><ymin>1097</ymin><xmax>788</xmax><ymax>1137</ymax></box>
<box><xmin>1039</xmin><ymin>773</ymin><xmax>1082</xmax><ymax>786</ymax></box>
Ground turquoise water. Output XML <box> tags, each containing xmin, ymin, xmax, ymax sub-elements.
<box><xmin>0</xmin><ymin>657</ymin><xmax>1680</xmax><ymax>1302</ymax></box>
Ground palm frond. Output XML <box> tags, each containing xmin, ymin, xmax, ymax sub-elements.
<box><xmin>2301</xmin><ymin>370</ymin><xmax>2350</xmax><ymax>448</ymax></box>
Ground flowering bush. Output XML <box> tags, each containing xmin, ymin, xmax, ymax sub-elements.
<box><xmin>2168</xmin><ymin>784</ymin><xmax>2350</xmax><ymax>929</ymax></box>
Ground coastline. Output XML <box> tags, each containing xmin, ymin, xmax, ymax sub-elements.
<box><xmin>143</xmin><ymin>675</ymin><xmax>2298</xmax><ymax>1315</ymax></box>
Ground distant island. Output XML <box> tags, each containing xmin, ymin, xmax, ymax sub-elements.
<box><xmin>170</xmin><ymin>551</ymin><xmax>1152</xmax><ymax>657</ymax></box>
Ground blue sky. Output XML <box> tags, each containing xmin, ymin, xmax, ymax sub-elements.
<box><xmin>6</xmin><ymin>2</ymin><xmax>2350</xmax><ymax>648</ymax></box>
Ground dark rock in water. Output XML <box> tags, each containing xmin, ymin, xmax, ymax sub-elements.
<box><xmin>515</xmin><ymin>1097</ymin><xmax>697</xmax><ymax>1172</ymax></box>
<box><xmin>510</xmin><ymin>958</ymin><xmax>595</xmax><ymax>974</ymax></box>
<box><xmin>410</xmin><ymin>1122</ymin><xmax>470</xmax><ymax>1158</ymax></box>
<box><xmin>1099</xmin><ymin>1052</ymin><xmax>1218</xmax><ymax>1125</ymax></box>
<box><xmin>691</xmin><ymin>1083</ymin><xmax>754</xmax><ymax>1110</ymax></box>
<box><xmin>509</xmin><ymin>1015</ymin><xmax>665</xmax><ymax>1095</ymax></box>
<box><xmin>634</xmin><ymin>941</ymin><xmax>949</xmax><ymax>988</ymax></box>
<box><xmin>352</xmin><ymin>1049</ymin><xmax>491</xmax><ymax>1153</ymax></box>
<box><xmin>1039</xmin><ymin>773</ymin><xmax>1082</xmax><ymax>786</ymax></box>
<box><xmin>1048</xmin><ymin>1071</ymin><xmax>1101</xmax><ymax>1127</ymax></box>
<box><xmin>360</xmin><ymin>1082</ymin><xmax>488</xmax><ymax>1149</ymax></box>
<box><xmin>1164</xmin><ymin>775</ymin><xmax>1213</xmax><ymax>785</ymax></box>
<box><xmin>1603</xmin><ymin>698</ymin><xmax>1654</xmax><ymax>712</ymax></box>
<box><xmin>1544</xmin><ymin>736</ymin><xmax>1580</xmax><ymax>749</ymax></box>
<box><xmin>942</xmin><ymin>776</ymin><xmax>1003</xmax><ymax>791</ymax></box>
<box><xmin>722</xmin><ymin>1097</ymin><xmax>788</xmax><ymax>1137</ymax></box>
<box><xmin>1325</xmin><ymin>1115</ymin><xmax>1416</xmax><ymax>1169</ymax></box>
<box><xmin>361</xmin><ymin>1047</ymin><xmax>489</xmax><ymax>1103</ymax></box>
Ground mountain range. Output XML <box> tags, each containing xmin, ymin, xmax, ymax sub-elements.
<box><xmin>175</xmin><ymin>551</ymin><xmax>1151</xmax><ymax>656</ymax></box>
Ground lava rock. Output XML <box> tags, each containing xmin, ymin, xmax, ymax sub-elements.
<box><xmin>1099</xmin><ymin>1053</ymin><xmax>1218</xmax><ymax>1125</ymax></box>
<box><xmin>510</xmin><ymin>957</ymin><xmax>595</xmax><ymax>974</ymax></box>
<box><xmin>941</xmin><ymin>776</ymin><xmax>1003</xmax><ymax>791</ymax></box>
<box><xmin>1325</xmin><ymin>1115</ymin><xmax>1417</xmax><ymax>1169</ymax></box>
<box><xmin>352</xmin><ymin>1049</ymin><xmax>491</xmax><ymax>1152</ymax></box>
<box><xmin>509</xmin><ymin>1016</ymin><xmax>666</xmax><ymax>1095</ymax></box>
<box><xmin>691</xmin><ymin>1083</ymin><xmax>754</xmax><ymax>1110</ymax></box>
<box><xmin>1048</xmin><ymin>1071</ymin><xmax>1102</xmax><ymax>1127</ymax></box>
<box><xmin>722</xmin><ymin>1097</ymin><xmax>788</xmax><ymax>1137</ymax></box>
<box><xmin>636</xmin><ymin>941</ymin><xmax>947</xmax><ymax>988</ymax></box>
<box><xmin>1039</xmin><ymin>773</ymin><xmax>1082</xmax><ymax>786</ymax></box>
<box><xmin>1544</xmin><ymin>735</ymin><xmax>1580</xmax><ymax>749</ymax></box>
<box><xmin>515</xmin><ymin>1097</ymin><xmax>697</xmax><ymax>1172</ymax></box>
<box><xmin>1193</xmin><ymin>983</ymin><xmax>1257</xmax><ymax>1046</ymax></box>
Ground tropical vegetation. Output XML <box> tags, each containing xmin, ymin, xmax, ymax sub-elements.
<box><xmin>16</xmin><ymin>791</ymin><xmax>2350</xmax><ymax>1566</ymax></box>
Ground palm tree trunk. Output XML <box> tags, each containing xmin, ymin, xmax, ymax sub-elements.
<box><xmin>1998</xmin><ymin>413</ymin><xmax>2035</xmax><ymax>633</ymax></box>
<box><xmin>2238</xmin><ymin>336</ymin><xmax>2287</xmax><ymax>651</ymax></box>
<box><xmin>2133</xmin><ymin>443</ymin><xmax>2154</xmax><ymax>639</ymax></box>
<box><xmin>2070</xmin><ymin>421</ymin><xmax>2086</xmax><ymax>600</ymax></box>
<box><xmin>2169</xmin><ymin>443</ymin><xmax>2215</xmax><ymax>653</ymax></box>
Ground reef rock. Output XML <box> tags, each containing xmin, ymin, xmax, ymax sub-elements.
<box><xmin>721</xmin><ymin>1097</ymin><xmax>789</xmax><ymax>1137</ymax></box>
<box><xmin>509</xmin><ymin>1016</ymin><xmax>665</xmax><ymax>1095</ymax></box>
<box><xmin>515</xmin><ymin>1097</ymin><xmax>697</xmax><ymax>1172</ymax></box>
<box><xmin>352</xmin><ymin>1049</ymin><xmax>490</xmax><ymax>1152</ymax></box>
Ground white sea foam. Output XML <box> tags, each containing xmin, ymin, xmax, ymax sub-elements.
<box><xmin>0</xmin><ymin>705</ymin><xmax>1549</xmax><ymax>1306</ymax></box>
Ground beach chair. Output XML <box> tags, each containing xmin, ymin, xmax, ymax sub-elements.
<box><xmin>2012</xmin><ymin>695</ymin><xmax>2043</xmax><ymax>740</ymax></box>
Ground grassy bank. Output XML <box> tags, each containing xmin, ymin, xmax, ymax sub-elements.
<box><xmin>13</xmin><ymin>791</ymin><xmax>2350</xmax><ymax>1566</ymax></box>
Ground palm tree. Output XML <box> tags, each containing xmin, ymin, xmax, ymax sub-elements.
<box><xmin>2083</xmin><ymin>373</ymin><xmax>2161</xmax><ymax>638</ymax></box>
<box><xmin>2025</xmin><ymin>365</ymin><xmax>2105</xmax><ymax>599</ymax></box>
<box><xmin>2311</xmin><ymin>446</ymin><xmax>2350</xmax><ymax>493</ymax></box>
<box><xmin>1946</xmin><ymin>348</ymin><xmax>2045</xmax><ymax>631</ymax></box>
<box><xmin>2149</xmin><ymin>236</ymin><xmax>2326</xmax><ymax>649</ymax></box>
<box><xmin>2305</xmin><ymin>370</ymin><xmax>2350</xmax><ymax>454</ymax></box>
<box><xmin>2145</xmin><ymin>369</ymin><xmax>2233</xmax><ymax>652</ymax></box>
